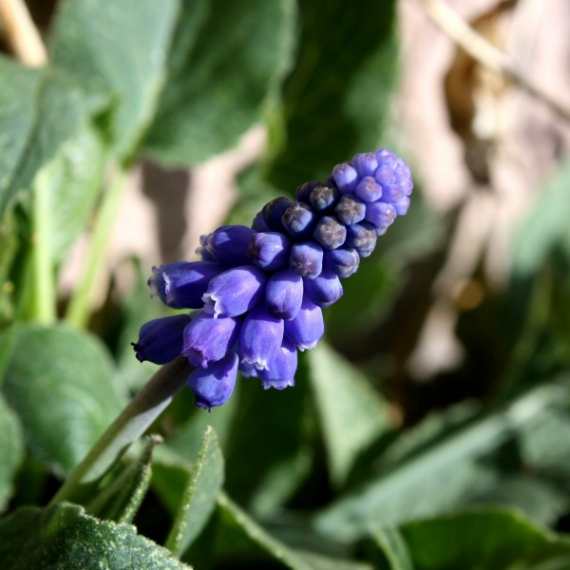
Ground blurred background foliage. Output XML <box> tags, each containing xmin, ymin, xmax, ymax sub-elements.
<box><xmin>1</xmin><ymin>0</ymin><xmax>570</xmax><ymax>568</ymax></box>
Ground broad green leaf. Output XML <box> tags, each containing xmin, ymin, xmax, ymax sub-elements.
<box><xmin>145</xmin><ymin>0</ymin><xmax>296</xmax><ymax>165</ymax></box>
<box><xmin>0</xmin><ymin>394</ymin><xmax>23</xmax><ymax>509</ymax></box>
<box><xmin>87</xmin><ymin>435</ymin><xmax>159</xmax><ymax>523</ymax></box>
<box><xmin>308</xmin><ymin>343</ymin><xmax>391</xmax><ymax>486</ymax></box>
<box><xmin>0</xmin><ymin>57</ymin><xmax>91</xmax><ymax>221</ymax></box>
<box><xmin>314</xmin><ymin>383</ymin><xmax>568</xmax><ymax>542</ymax></box>
<box><xmin>165</xmin><ymin>426</ymin><xmax>224</xmax><ymax>555</ymax></box>
<box><xmin>47</xmin><ymin>125</ymin><xmax>105</xmax><ymax>262</ymax></box>
<box><xmin>267</xmin><ymin>0</ymin><xmax>398</xmax><ymax>190</ymax></box>
<box><xmin>513</xmin><ymin>160</ymin><xmax>570</xmax><ymax>275</ymax></box>
<box><xmin>2</xmin><ymin>325</ymin><xmax>125</xmax><ymax>475</ymax></box>
<box><xmin>0</xmin><ymin>502</ymin><xmax>190</xmax><ymax>569</ymax></box>
<box><xmin>397</xmin><ymin>509</ymin><xmax>570</xmax><ymax>570</ymax></box>
<box><xmin>50</xmin><ymin>0</ymin><xmax>179</xmax><ymax>159</ymax></box>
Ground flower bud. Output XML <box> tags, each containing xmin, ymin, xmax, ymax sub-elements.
<box><xmin>281</xmin><ymin>202</ymin><xmax>315</xmax><ymax>240</ymax></box>
<box><xmin>290</xmin><ymin>241</ymin><xmax>323</xmax><ymax>279</ymax></box>
<box><xmin>239</xmin><ymin>307</ymin><xmax>284</xmax><ymax>373</ymax></box>
<box><xmin>183</xmin><ymin>312</ymin><xmax>239</xmax><ymax>368</ymax></box>
<box><xmin>203</xmin><ymin>265</ymin><xmax>265</xmax><ymax>317</ymax></box>
<box><xmin>265</xmin><ymin>269</ymin><xmax>303</xmax><ymax>320</ymax></box>
<box><xmin>351</xmin><ymin>152</ymin><xmax>378</xmax><ymax>177</ymax></box>
<box><xmin>252</xmin><ymin>211</ymin><xmax>270</xmax><ymax>232</ymax></box>
<box><xmin>354</xmin><ymin>176</ymin><xmax>382</xmax><ymax>203</ymax></box>
<box><xmin>313</xmin><ymin>216</ymin><xmax>347</xmax><ymax>250</ymax></box>
<box><xmin>365</xmin><ymin>202</ymin><xmax>397</xmax><ymax>232</ymax></box>
<box><xmin>308</xmin><ymin>184</ymin><xmax>338</xmax><ymax>212</ymax></box>
<box><xmin>346</xmin><ymin>222</ymin><xmax>377</xmax><ymax>258</ymax></box>
<box><xmin>296</xmin><ymin>181</ymin><xmax>320</xmax><ymax>203</ymax></box>
<box><xmin>149</xmin><ymin>261</ymin><xmax>221</xmax><ymax>309</ymax></box>
<box><xmin>188</xmin><ymin>352</ymin><xmax>238</xmax><ymax>409</ymax></box>
<box><xmin>332</xmin><ymin>163</ymin><xmax>358</xmax><ymax>193</ymax></box>
<box><xmin>204</xmin><ymin>225</ymin><xmax>254</xmax><ymax>265</ymax></box>
<box><xmin>303</xmin><ymin>271</ymin><xmax>343</xmax><ymax>307</ymax></box>
<box><xmin>250</xmin><ymin>232</ymin><xmax>289</xmax><ymax>271</ymax></box>
<box><xmin>324</xmin><ymin>248</ymin><xmax>360</xmax><ymax>278</ymax></box>
<box><xmin>133</xmin><ymin>315</ymin><xmax>190</xmax><ymax>364</ymax></box>
<box><xmin>335</xmin><ymin>195</ymin><xmax>366</xmax><ymax>225</ymax></box>
<box><xmin>262</xmin><ymin>197</ymin><xmax>294</xmax><ymax>232</ymax></box>
<box><xmin>285</xmin><ymin>298</ymin><xmax>324</xmax><ymax>351</ymax></box>
<box><xmin>259</xmin><ymin>342</ymin><xmax>298</xmax><ymax>390</ymax></box>
<box><xmin>394</xmin><ymin>196</ymin><xmax>411</xmax><ymax>216</ymax></box>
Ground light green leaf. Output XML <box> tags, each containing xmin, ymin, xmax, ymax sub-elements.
<box><xmin>0</xmin><ymin>394</ymin><xmax>23</xmax><ymax>509</ymax></box>
<box><xmin>398</xmin><ymin>509</ymin><xmax>570</xmax><ymax>570</ymax></box>
<box><xmin>0</xmin><ymin>57</ymin><xmax>91</xmax><ymax>221</ymax></box>
<box><xmin>87</xmin><ymin>435</ymin><xmax>159</xmax><ymax>523</ymax></box>
<box><xmin>267</xmin><ymin>0</ymin><xmax>398</xmax><ymax>190</ymax></box>
<box><xmin>314</xmin><ymin>383</ymin><xmax>568</xmax><ymax>542</ymax></box>
<box><xmin>145</xmin><ymin>0</ymin><xmax>296</xmax><ymax>165</ymax></box>
<box><xmin>0</xmin><ymin>502</ymin><xmax>190</xmax><ymax>569</ymax></box>
<box><xmin>165</xmin><ymin>426</ymin><xmax>224</xmax><ymax>555</ymax></box>
<box><xmin>47</xmin><ymin>125</ymin><xmax>105</xmax><ymax>262</ymax></box>
<box><xmin>513</xmin><ymin>160</ymin><xmax>570</xmax><ymax>275</ymax></box>
<box><xmin>2</xmin><ymin>325</ymin><xmax>125</xmax><ymax>475</ymax></box>
<box><xmin>370</xmin><ymin>527</ymin><xmax>414</xmax><ymax>570</ymax></box>
<box><xmin>308</xmin><ymin>343</ymin><xmax>391</xmax><ymax>486</ymax></box>
<box><xmin>50</xmin><ymin>0</ymin><xmax>179</xmax><ymax>159</ymax></box>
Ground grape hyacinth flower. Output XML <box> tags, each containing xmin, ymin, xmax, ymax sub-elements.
<box><xmin>134</xmin><ymin>148</ymin><xmax>413</xmax><ymax>409</ymax></box>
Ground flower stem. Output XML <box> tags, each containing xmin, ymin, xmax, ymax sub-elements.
<box><xmin>49</xmin><ymin>358</ymin><xmax>192</xmax><ymax>506</ymax></box>
<box><xmin>65</xmin><ymin>166</ymin><xmax>127</xmax><ymax>329</ymax></box>
<box><xmin>32</xmin><ymin>168</ymin><xmax>56</xmax><ymax>324</ymax></box>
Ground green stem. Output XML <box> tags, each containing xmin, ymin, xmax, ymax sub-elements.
<box><xmin>32</xmin><ymin>168</ymin><xmax>56</xmax><ymax>324</ymax></box>
<box><xmin>49</xmin><ymin>358</ymin><xmax>192</xmax><ymax>506</ymax></box>
<box><xmin>65</xmin><ymin>166</ymin><xmax>128</xmax><ymax>329</ymax></box>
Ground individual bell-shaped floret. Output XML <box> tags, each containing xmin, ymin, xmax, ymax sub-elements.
<box><xmin>308</xmin><ymin>184</ymin><xmax>339</xmax><ymax>212</ymax></box>
<box><xmin>187</xmin><ymin>352</ymin><xmax>239</xmax><ymax>409</ymax></box>
<box><xmin>365</xmin><ymin>202</ymin><xmax>397</xmax><ymax>233</ymax></box>
<box><xmin>149</xmin><ymin>261</ymin><xmax>221</xmax><ymax>309</ymax></box>
<box><xmin>259</xmin><ymin>342</ymin><xmax>298</xmax><ymax>390</ymax></box>
<box><xmin>313</xmin><ymin>216</ymin><xmax>347</xmax><ymax>250</ymax></box>
<box><xmin>281</xmin><ymin>202</ymin><xmax>316</xmax><ymax>240</ymax></box>
<box><xmin>239</xmin><ymin>307</ymin><xmax>284</xmax><ymax>373</ymax></box>
<box><xmin>324</xmin><ymin>248</ymin><xmax>360</xmax><ymax>279</ymax></box>
<box><xmin>183</xmin><ymin>312</ymin><xmax>239</xmax><ymax>368</ymax></box>
<box><xmin>250</xmin><ymin>232</ymin><xmax>289</xmax><ymax>271</ymax></box>
<box><xmin>202</xmin><ymin>225</ymin><xmax>254</xmax><ymax>265</ymax></box>
<box><xmin>346</xmin><ymin>222</ymin><xmax>377</xmax><ymax>258</ymax></box>
<box><xmin>303</xmin><ymin>272</ymin><xmax>343</xmax><ymax>307</ymax></box>
<box><xmin>262</xmin><ymin>197</ymin><xmax>294</xmax><ymax>232</ymax></box>
<box><xmin>289</xmin><ymin>241</ymin><xmax>323</xmax><ymax>279</ymax></box>
<box><xmin>284</xmin><ymin>298</ymin><xmax>324</xmax><ymax>351</ymax></box>
<box><xmin>133</xmin><ymin>314</ymin><xmax>191</xmax><ymax>364</ymax></box>
<box><xmin>331</xmin><ymin>163</ymin><xmax>358</xmax><ymax>193</ymax></box>
<box><xmin>265</xmin><ymin>269</ymin><xmax>303</xmax><ymax>320</ymax></box>
<box><xmin>351</xmin><ymin>152</ymin><xmax>378</xmax><ymax>177</ymax></box>
<box><xmin>335</xmin><ymin>195</ymin><xmax>366</xmax><ymax>225</ymax></box>
<box><xmin>202</xmin><ymin>265</ymin><xmax>265</xmax><ymax>317</ymax></box>
<box><xmin>354</xmin><ymin>176</ymin><xmax>382</xmax><ymax>203</ymax></box>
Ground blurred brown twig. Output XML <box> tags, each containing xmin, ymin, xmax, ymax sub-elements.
<box><xmin>421</xmin><ymin>0</ymin><xmax>570</xmax><ymax>122</ymax></box>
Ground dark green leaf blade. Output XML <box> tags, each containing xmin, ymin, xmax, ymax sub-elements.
<box><xmin>145</xmin><ymin>0</ymin><xmax>296</xmax><ymax>165</ymax></box>
<box><xmin>0</xmin><ymin>502</ymin><xmax>190</xmax><ymax>569</ymax></box>
<box><xmin>2</xmin><ymin>325</ymin><xmax>125</xmax><ymax>475</ymax></box>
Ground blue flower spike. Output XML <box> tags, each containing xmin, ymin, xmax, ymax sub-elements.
<box><xmin>133</xmin><ymin>148</ymin><xmax>413</xmax><ymax>408</ymax></box>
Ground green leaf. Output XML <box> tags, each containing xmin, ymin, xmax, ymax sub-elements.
<box><xmin>0</xmin><ymin>502</ymin><xmax>190</xmax><ymax>569</ymax></box>
<box><xmin>396</xmin><ymin>509</ymin><xmax>570</xmax><ymax>570</ymax></box>
<box><xmin>47</xmin><ymin>124</ymin><xmax>105</xmax><ymax>262</ymax></box>
<box><xmin>187</xmin><ymin>492</ymin><xmax>316</xmax><ymax>569</ymax></box>
<box><xmin>145</xmin><ymin>0</ymin><xmax>296</xmax><ymax>165</ymax></box>
<box><xmin>267</xmin><ymin>0</ymin><xmax>398</xmax><ymax>190</ymax></box>
<box><xmin>165</xmin><ymin>426</ymin><xmax>224</xmax><ymax>555</ymax></box>
<box><xmin>314</xmin><ymin>383</ymin><xmax>569</xmax><ymax>542</ymax></box>
<box><xmin>2</xmin><ymin>325</ymin><xmax>126</xmax><ymax>475</ymax></box>
<box><xmin>368</xmin><ymin>527</ymin><xmax>413</xmax><ymax>570</ymax></box>
<box><xmin>0</xmin><ymin>394</ymin><xmax>23</xmax><ymax>509</ymax></box>
<box><xmin>0</xmin><ymin>57</ymin><xmax>91</xmax><ymax>221</ymax></box>
<box><xmin>50</xmin><ymin>0</ymin><xmax>179</xmax><ymax>159</ymax></box>
<box><xmin>308</xmin><ymin>343</ymin><xmax>391</xmax><ymax>486</ymax></box>
<box><xmin>87</xmin><ymin>435</ymin><xmax>159</xmax><ymax>523</ymax></box>
<box><xmin>513</xmin><ymin>160</ymin><xmax>570</xmax><ymax>275</ymax></box>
